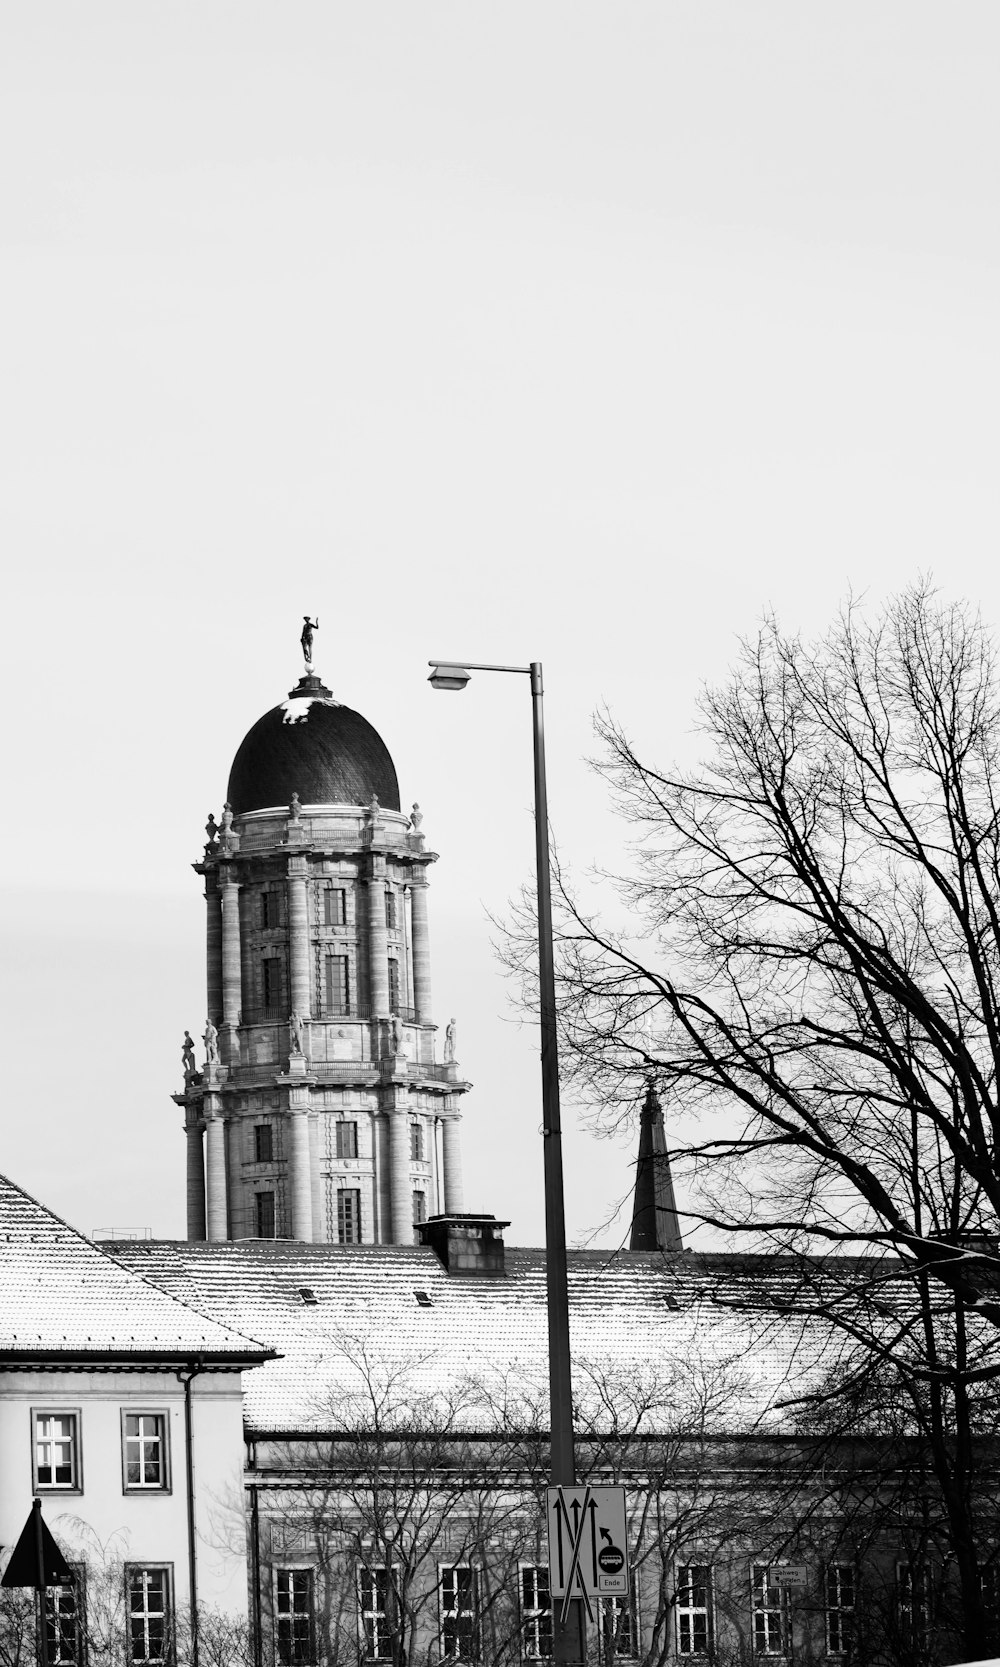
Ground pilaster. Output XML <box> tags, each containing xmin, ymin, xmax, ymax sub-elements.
<box><xmin>410</xmin><ymin>877</ymin><xmax>432</xmax><ymax>1023</ymax></box>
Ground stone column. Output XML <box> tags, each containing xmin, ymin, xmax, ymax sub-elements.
<box><xmin>442</xmin><ymin>1115</ymin><xmax>464</xmax><ymax>1213</ymax></box>
<box><xmin>205</xmin><ymin>884</ymin><xmax>223</xmax><ymax>1024</ymax></box>
<box><xmin>367</xmin><ymin>872</ymin><xmax>389</xmax><ymax>1018</ymax></box>
<box><xmin>205</xmin><ymin>1113</ymin><xmax>228</xmax><ymax>1242</ymax></box>
<box><xmin>186</xmin><ymin>1124</ymin><xmax>206</xmax><ymax>1241</ymax></box>
<box><xmin>410</xmin><ymin>880</ymin><xmax>432</xmax><ymax>1023</ymax></box>
<box><xmin>288</xmin><ymin>1109</ymin><xmax>313</xmax><ymax>1242</ymax></box>
<box><xmin>309</xmin><ymin>1114</ymin><xmax>324</xmax><ymax>1243</ymax></box>
<box><xmin>221</xmin><ymin>875</ymin><xmax>242</xmax><ymax>1026</ymax></box>
<box><xmin>389</xmin><ymin>1108</ymin><xmax>412</xmax><ymax>1245</ymax></box>
<box><xmin>287</xmin><ymin>863</ymin><xmax>311</xmax><ymax>1019</ymax></box>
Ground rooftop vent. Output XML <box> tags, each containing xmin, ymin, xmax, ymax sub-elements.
<box><xmin>417</xmin><ymin>1214</ymin><xmax>510</xmax><ymax>1278</ymax></box>
<box><xmin>414</xmin><ymin>1290</ymin><xmax>433</xmax><ymax>1308</ymax></box>
<box><xmin>298</xmin><ymin>1287</ymin><xmax>318</xmax><ymax>1306</ymax></box>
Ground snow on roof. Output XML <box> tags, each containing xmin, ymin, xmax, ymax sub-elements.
<box><xmin>0</xmin><ymin>1172</ymin><xmax>273</xmax><ymax>1363</ymax></box>
<box><xmin>106</xmin><ymin>1240</ymin><xmax>872</xmax><ymax>1436</ymax></box>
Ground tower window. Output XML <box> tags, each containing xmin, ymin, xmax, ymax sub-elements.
<box><xmin>256</xmin><ymin>1192</ymin><xmax>276</xmax><ymax>1238</ymax></box>
<box><xmin>254</xmin><ymin>1125</ymin><xmax>273</xmax><ymax>1164</ymax></box>
<box><xmin>412</xmin><ymin>1191</ymin><xmax>427</xmax><ymax>1228</ymax></box>
<box><xmin>324</xmin><ymin>887</ymin><xmax>347</xmax><ymax>927</ymax></box>
<box><xmin>263</xmin><ymin>957</ymin><xmax>283</xmax><ymax>1011</ymax></box>
<box><xmin>387</xmin><ymin>958</ymin><xmax>401</xmax><ymax>1011</ymax></box>
<box><xmin>337</xmin><ymin>1189</ymin><xmax>362</xmax><ymax>1245</ymax></box>
<box><xmin>385</xmin><ymin>890</ymin><xmax>397</xmax><ymax>930</ymax></box>
<box><xmin>409</xmin><ymin>1122</ymin><xmax>424</xmax><ymax>1162</ymax></box>
<box><xmin>325</xmin><ymin>955</ymin><xmax>350</xmax><ymax>1015</ymax></box>
<box><xmin>261</xmin><ymin>891</ymin><xmax>276</xmax><ymax>929</ymax></box>
<box><xmin>335</xmin><ymin>1121</ymin><xmax>358</xmax><ymax>1160</ymax></box>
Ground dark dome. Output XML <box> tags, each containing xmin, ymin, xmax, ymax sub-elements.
<box><xmin>227</xmin><ymin>679</ymin><xmax>400</xmax><ymax>814</ymax></box>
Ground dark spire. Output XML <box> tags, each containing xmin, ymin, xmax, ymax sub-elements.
<box><xmin>629</xmin><ymin>1081</ymin><xmax>683</xmax><ymax>1252</ymax></box>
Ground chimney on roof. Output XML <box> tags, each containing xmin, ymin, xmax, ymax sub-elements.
<box><xmin>629</xmin><ymin>1082</ymin><xmax>683</xmax><ymax>1253</ymax></box>
<box><xmin>418</xmin><ymin>1214</ymin><xmax>510</xmax><ymax>1276</ymax></box>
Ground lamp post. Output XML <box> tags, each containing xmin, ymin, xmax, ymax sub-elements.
<box><xmin>428</xmin><ymin>660</ymin><xmax>585</xmax><ymax>1665</ymax></box>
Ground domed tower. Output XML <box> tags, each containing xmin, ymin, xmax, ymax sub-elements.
<box><xmin>174</xmin><ymin>633</ymin><xmax>468</xmax><ymax>1246</ymax></box>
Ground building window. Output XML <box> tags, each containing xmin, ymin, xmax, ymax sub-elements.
<box><xmin>325</xmin><ymin>954</ymin><xmax>350</xmax><ymax>1014</ymax></box>
<box><xmin>385</xmin><ymin>890</ymin><xmax>397</xmax><ymax>930</ymax></box>
<box><xmin>825</xmin><ymin>1564</ymin><xmax>856</xmax><ymax>1656</ymax></box>
<box><xmin>520</xmin><ymin>1565</ymin><xmax>552</xmax><ymax>1661</ymax></box>
<box><xmin>33</xmin><ymin>1412</ymin><xmax>81</xmax><ymax>1491</ymax></box>
<box><xmin>677</xmin><ymin>1565</ymin><xmax>712</xmax><ymax>1656</ymax></box>
<box><xmin>409</xmin><ymin>1121</ymin><xmax>424</xmax><ymax>1162</ymax></box>
<box><xmin>359</xmin><ymin>1566</ymin><xmax>394</xmax><ymax>1663</ymax></box>
<box><xmin>256</xmin><ymin>1192</ymin><xmax>276</xmax><ymax>1238</ymax></box>
<box><xmin>122</xmin><ymin>1413</ymin><xmax>168</xmax><ymax>1491</ymax></box>
<box><xmin>751</xmin><ymin>1566</ymin><xmax>787</xmax><ymax>1657</ymax></box>
<box><xmin>387</xmin><ymin>958</ymin><xmax>400</xmax><ymax>1012</ymax></box>
<box><xmin>412</xmin><ymin>1192</ymin><xmax>427</xmax><ymax>1234</ymax></box>
<box><xmin>127</xmin><ymin>1566</ymin><xmax>172</xmax><ymax>1664</ymax></box>
<box><xmin>440</xmin><ymin>1565</ymin><xmax>479</xmax><ymax>1662</ymax></box>
<box><xmin>261</xmin><ymin>891</ymin><xmax>280</xmax><ymax>929</ymax></box>
<box><xmin>275</xmin><ymin>1568</ymin><xmax>314</xmax><ymax>1665</ymax></box>
<box><xmin>597</xmin><ymin>1574</ymin><xmax>639</xmax><ymax>1662</ymax></box>
<box><xmin>336</xmin><ymin>1121</ymin><xmax>358</xmax><ymax>1160</ymax></box>
<box><xmin>337</xmin><ymin>1189</ymin><xmax>362</xmax><ymax>1245</ymax></box>
<box><xmin>898</xmin><ymin>1564</ymin><xmax>931</xmax><ymax>1651</ymax></box>
<box><xmin>263</xmin><ymin>957</ymin><xmax>283</xmax><ymax>1011</ymax></box>
<box><xmin>255</xmin><ymin>1125</ymin><xmax>274</xmax><ymax>1164</ymax></box>
<box><xmin>324</xmin><ymin>888</ymin><xmax>347</xmax><ymax>927</ymax></box>
<box><xmin>45</xmin><ymin>1569</ymin><xmax>84</xmax><ymax>1666</ymax></box>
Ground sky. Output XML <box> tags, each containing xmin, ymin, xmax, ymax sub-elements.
<box><xmin>2</xmin><ymin>3</ymin><xmax>998</xmax><ymax>1248</ymax></box>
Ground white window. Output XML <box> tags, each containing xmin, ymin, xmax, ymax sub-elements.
<box><xmin>127</xmin><ymin>1566</ymin><xmax>172</xmax><ymax>1664</ymax></box>
<box><xmin>751</xmin><ymin>1565</ymin><xmax>787</xmax><ymax>1656</ymax></box>
<box><xmin>597</xmin><ymin>1572</ymin><xmax>639</xmax><ymax>1662</ymax></box>
<box><xmin>359</xmin><ymin>1566</ymin><xmax>394</xmax><ymax>1663</ymax></box>
<box><xmin>45</xmin><ymin>1569</ymin><xmax>84</xmax><ymax>1666</ymax></box>
<box><xmin>519</xmin><ymin>1565</ymin><xmax>551</xmax><ymax>1661</ymax></box>
<box><xmin>440</xmin><ymin>1564</ymin><xmax>479</xmax><ymax>1661</ymax></box>
<box><xmin>825</xmin><ymin>1564</ymin><xmax>856</xmax><ymax>1656</ymax></box>
<box><xmin>275</xmin><ymin>1568</ymin><xmax>314</xmax><ymax>1665</ymax></box>
<box><xmin>677</xmin><ymin>1564</ymin><xmax>713</xmax><ymax>1655</ymax></box>
<box><xmin>123</xmin><ymin>1412</ymin><xmax>168</xmax><ymax>1491</ymax></box>
<box><xmin>33</xmin><ymin>1411</ymin><xmax>81</xmax><ymax>1491</ymax></box>
<box><xmin>898</xmin><ymin>1563</ymin><xmax>931</xmax><ymax>1651</ymax></box>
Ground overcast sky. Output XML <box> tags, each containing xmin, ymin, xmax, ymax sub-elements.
<box><xmin>2</xmin><ymin>3</ymin><xmax>998</xmax><ymax>1247</ymax></box>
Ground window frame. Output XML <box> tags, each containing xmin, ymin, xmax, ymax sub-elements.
<box><xmin>254</xmin><ymin>1124</ymin><xmax>274</xmax><ymax>1164</ymax></box>
<box><xmin>125</xmin><ymin>1563</ymin><xmax>173</xmax><ymax>1666</ymax></box>
<box><xmin>337</xmin><ymin>1188</ymin><xmax>362</xmax><ymax>1245</ymax></box>
<box><xmin>824</xmin><ymin>1563</ymin><xmax>856</xmax><ymax>1657</ymax></box>
<box><xmin>750</xmin><ymin>1564</ymin><xmax>788</xmax><ymax>1658</ymax></box>
<box><xmin>358</xmin><ymin>1564</ymin><xmax>395</xmax><ymax>1664</ymax></box>
<box><xmin>274</xmin><ymin>1566</ymin><xmax>315</xmax><ymax>1667</ymax></box>
<box><xmin>256</xmin><ymin>1191</ymin><xmax>277</xmax><ymax>1239</ymax></box>
<box><xmin>439</xmin><ymin>1563</ymin><xmax>480</xmax><ymax>1663</ymax></box>
<box><xmin>323</xmin><ymin>887</ymin><xmax>347</xmax><ymax>928</ymax></box>
<box><xmin>676</xmin><ymin>1563</ymin><xmax>713</xmax><ymax>1657</ymax></box>
<box><xmin>519</xmin><ymin>1563</ymin><xmax>552</xmax><ymax>1662</ymax></box>
<box><xmin>324</xmin><ymin>953</ymin><xmax>351</xmax><ymax>1015</ymax></box>
<box><xmin>597</xmin><ymin>1570</ymin><xmax>640</xmax><ymax>1663</ymax></box>
<box><xmin>121</xmin><ymin>1410</ymin><xmax>171</xmax><ymax>1495</ymax></box>
<box><xmin>897</xmin><ymin>1562</ymin><xmax>932</xmax><ymax>1652</ymax></box>
<box><xmin>409</xmin><ymin>1121</ymin><xmax>424</xmax><ymax>1162</ymax></box>
<box><xmin>44</xmin><ymin>1565</ymin><xmax>85</xmax><ymax>1667</ymax></box>
<box><xmin>385</xmin><ymin>890</ymin><xmax>397</xmax><ymax>930</ymax></box>
<box><xmin>32</xmin><ymin>1408</ymin><xmax>83</xmax><ymax>1494</ymax></box>
<box><xmin>387</xmin><ymin>957</ymin><xmax>401</xmax><ymax>1012</ymax></box>
<box><xmin>335</xmin><ymin>1121</ymin><xmax>359</xmax><ymax>1161</ymax></box>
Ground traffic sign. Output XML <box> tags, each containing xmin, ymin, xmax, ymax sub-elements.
<box><xmin>547</xmin><ymin>1485</ymin><xmax>629</xmax><ymax>1622</ymax></box>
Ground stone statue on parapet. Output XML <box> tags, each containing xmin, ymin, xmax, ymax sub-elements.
<box><xmin>203</xmin><ymin>1018</ymin><xmax>220</xmax><ymax>1066</ymax></box>
<box><xmin>290</xmin><ymin>1011</ymin><xmax>304</xmax><ymax>1055</ymax></box>
<box><xmin>444</xmin><ymin>1017</ymin><xmax>457</xmax><ymax>1063</ymax></box>
<box><xmin>300</xmin><ymin>616</ymin><xmax>319</xmax><ymax>668</ymax></box>
<box><xmin>367</xmin><ymin>794</ymin><xmax>382</xmax><ymax>826</ymax></box>
<box><xmin>182</xmin><ymin>1030</ymin><xmax>197</xmax><ymax>1081</ymax></box>
<box><xmin>218</xmin><ymin>803</ymin><xmax>236</xmax><ymax>855</ymax></box>
<box><xmin>410</xmin><ymin>803</ymin><xmax>423</xmax><ymax>831</ymax></box>
<box><xmin>391</xmin><ymin>1012</ymin><xmax>403</xmax><ymax>1055</ymax></box>
<box><xmin>205</xmin><ymin>813</ymin><xmax>218</xmax><ymax>849</ymax></box>
<box><xmin>289</xmin><ymin>792</ymin><xmax>301</xmax><ymax>823</ymax></box>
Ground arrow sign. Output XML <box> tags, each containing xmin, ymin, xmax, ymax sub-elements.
<box><xmin>2</xmin><ymin>1500</ymin><xmax>72</xmax><ymax>1590</ymax></box>
<box><xmin>547</xmin><ymin>1485</ymin><xmax>629</xmax><ymax>1606</ymax></box>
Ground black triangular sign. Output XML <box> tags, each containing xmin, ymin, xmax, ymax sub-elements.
<box><xmin>1</xmin><ymin>1502</ymin><xmax>72</xmax><ymax>1588</ymax></box>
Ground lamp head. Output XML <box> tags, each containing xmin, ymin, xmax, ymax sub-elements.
<box><xmin>428</xmin><ymin>664</ymin><xmax>472</xmax><ymax>692</ymax></box>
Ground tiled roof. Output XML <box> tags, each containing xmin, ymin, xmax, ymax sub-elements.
<box><xmin>0</xmin><ymin>1172</ymin><xmax>273</xmax><ymax>1363</ymax></box>
<box><xmin>106</xmin><ymin>1239</ymin><xmax>880</xmax><ymax>1436</ymax></box>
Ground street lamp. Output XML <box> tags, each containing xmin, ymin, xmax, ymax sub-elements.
<box><xmin>428</xmin><ymin>661</ymin><xmax>585</xmax><ymax>1665</ymax></box>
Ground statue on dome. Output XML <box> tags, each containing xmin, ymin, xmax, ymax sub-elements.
<box><xmin>301</xmin><ymin>616</ymin><xmax>319</xmax><ymax>668</ymax></box>
<box><xmin>290</xmin><ymin>1011</ymin><xmax>304</xmax><ymax>1055</ymax></box>
<box><xmin>367</xmin><ymin>794</ymin><xmax>382</xmax><ymax>826</ymax></box>
<box><xmin>203</xmin><ymin>1018</ymin><xmax>220</xmax><ymax>1066</ymax></box>
<box><xmin>218</xmin><ymin>803</ymin><xmax>236</xmax><ymax>855</ymax></box>
<box><xmin>444</xmin><ymin>1017</ymin><xmax>457</xmax><ymax>1063</ymax></box>
<box><xmin>182</xmin><ymin>1030</ymin><xmax>197</xmax><ymax>1081</ymax></box>
<box><xmin>410</xmin><ymin>804</ymin><xmax>423</xmax><ymax>831</ymax></box>
<box><xmin>289</xmin><ymin>792</ymin><xmax>301</xmax><ymax>823</ymax></box>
